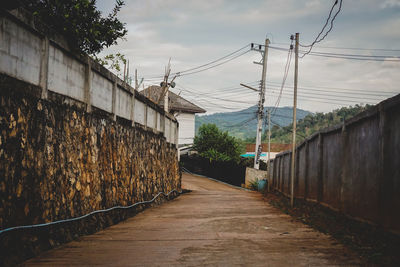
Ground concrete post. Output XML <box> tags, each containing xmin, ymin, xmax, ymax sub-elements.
<box><xmin>295</xmin><ymin>146</ymin><xmax>300</xmax><ymax>198</ymax></box>
<box><xmin>175</xmin><ymin>122</ymin><xmax>179</xmax><ymax>147</ymax></box>
<box><xmin>39</xmin><ymin>37</ymin><xmax>49</xmax><ymax>99</ymax></box>
<box><xmin>279</xmin><ymin>156</ymin><xmax>282</xmax><ymax>191</ymax></box>
<box><xmin>84</xmin><ymin>56</ymin><xmax>92</xmax><ymax>113</ymax></box>
<box><xmin>304</xmin><ymin>141</ymin><xmax>309</xmax><ymax>200</ymax></box>
<box><xmin>317</xmin><ymin>133</ymin><xmax>324</xmax><ymax>203</ymax></box>
<box><xmin>339</xmin><ymin>123</ymin><xmax>348</xmax><ymax>211</ymax></box>
<box><xmin>272</xmin><ymin>158</ymin><xmax>277</xmax><ymax>189</ymax></box>
<box><xmin>162</xmin><ymin>114</ymin><xmax>166</xmax><ymax>139</ymax></box>
<box><xmin>378</xmin><ymin>106</ymin><xmax>386</xmax><ymax>224</ymax></box>
<box><xmin>111</xmin><ymin>81</ymin><xmax>117</xmax><ymax>121</ymax></box>
<box><xmin>131</xmin><ymin>92</ymin><xmax>136</xmax><ymax>127</ymax></box>
<box><xmin>144</xmin><ymin>104</ymin><xmax>148</xmax><ymax>129</ymax></box>
<box><xmin>170</xmin><ymin>120</ymin><xmax>173</xmax><ymax>144</ymax></box>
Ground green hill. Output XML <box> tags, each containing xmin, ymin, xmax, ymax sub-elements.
<box><xmin>195</xmin><ymin>106</ymin><xmax>311</xmax><ymax>140</ymax></box>
<box><xmin>266</xmin><ymin>104</ymin><xmax>372</xmax><ymax>144</ymax></box>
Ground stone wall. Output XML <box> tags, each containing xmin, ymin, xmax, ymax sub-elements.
<box><xmin>0</xmin><ymin>9</ymin><xmax>179</xmax><ymax>144</ymax></box>
<box><xmin>268</xmin><ymin>94</ymin><xmax>400</xmax><ymax>235</ymax></box>
<box><xmin>0</xmin><ymin>75</ymin><xmax>181</xmax><ymax>264</ymax></box>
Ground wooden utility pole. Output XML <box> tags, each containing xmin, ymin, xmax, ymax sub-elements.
<box><xmin>254</xmin><ymin>38</ymin><xmax>270</xmax><ymax>169</ymax></box>
<box><xmin>290</xmin><ymin>33</ymin><xmax>299</xmax><ymax>207</ymax></box>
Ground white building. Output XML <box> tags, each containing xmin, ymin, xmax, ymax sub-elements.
<box><xmin>141</xmin><ymin>86</ymin><xmax>206</xmax><ymax>145</ymax></box>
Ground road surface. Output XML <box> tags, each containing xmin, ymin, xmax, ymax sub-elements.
<box><xmin>24</xmin><ymin>172</ymin><xmax>364</xmax><ymax>266</ymax></box>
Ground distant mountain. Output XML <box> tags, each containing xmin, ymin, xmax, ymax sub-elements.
<box><xmin>195</xmin><ymin>106</ymin><xmax>312</xmax><ymax>140</ymax></box>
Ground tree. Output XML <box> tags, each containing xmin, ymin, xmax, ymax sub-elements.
<box><xmin>194</xmin><ymin>124</ymin><xmax>242</xmax><ymax>162</ymax></box>
<box><xmin>16</xmin><ymin>0</ymin><xmax>127</xmax><ymax>55</ymax></box>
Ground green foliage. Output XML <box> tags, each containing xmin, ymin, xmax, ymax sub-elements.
<box><xmin>96</xmin><ymin>52</ymin><xmax>130</xmax><ymax>80</ymax></box>
<box><xmin>96</xmin><ymin>53</ymin><xmax>126</xmax><ymax>72</ymax></box>
<box><xmin>194</xmin><ymin>124</ymin><xmax>242</xmax><ymax>162</ymax></box>
<box><xmin>264</xmin><ymin>104</ymin><xmax>371</xmax><ymax>144</ymax></box>
<box><xmin>248</xmin><ymin>179</ymin><xmax>259</xmax><ymax>191</ymax></box>
<box><xmin>20</xmin><ymin>0</ymin><xmax>127</xmax><ymax>55</ymax></box>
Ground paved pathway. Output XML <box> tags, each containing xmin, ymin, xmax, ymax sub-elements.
<box><xmin>24</xmin><ymin>173</ymin><xmax>364</xmax><ymax>266</ymax></box>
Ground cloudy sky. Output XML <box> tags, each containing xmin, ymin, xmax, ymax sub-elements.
<box><xmin>96</xmin><ymin>0</ymin><xmax>400</xmax><ymax>114</ymax></box>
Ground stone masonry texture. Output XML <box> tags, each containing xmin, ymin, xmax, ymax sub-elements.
<box><xmin>0</xmin><ymin>75</ymin><xmax>181</xmax><ymax>264</ymax></box>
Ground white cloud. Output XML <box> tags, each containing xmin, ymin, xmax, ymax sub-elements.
<box><xmin>97</xmin><ymin>0</ymin><xmax>400</xmax><ymax>114</ymax></box>
<box><xmin>381</xmin><ymin>0</ymin><xmax>400</xmax><ymax>9</ymax></box>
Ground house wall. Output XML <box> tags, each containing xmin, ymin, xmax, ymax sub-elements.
<box><xmin>175</xmin><ymin>112</ymin><xmax>195</xmax><ymax>145</ymax></box>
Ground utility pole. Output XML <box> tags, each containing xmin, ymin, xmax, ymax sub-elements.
<box><xmin>135</xmin><ymin>69</ymin><xmax>138</xmax><ymax>90</ymax></box>
<box><xmin>157</xmin><ymin>59</ymin><xmax>177</xmax><ymax>113</ymax></box>
<box><xmin>267</xmin><ymin>108</ymin><xmax>271</xmax><ymax>172</ymax></box>
<box><xmin>252</xmin><ymin>38</ymin><xmax>270</xmax><ymax>169</ymax></box>
<box><xmin>290</xmin><ymin>33</ymin><xmax>299</xmax><ymax>207</ymax></box>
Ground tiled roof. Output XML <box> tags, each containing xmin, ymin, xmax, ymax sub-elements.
<box><xmin>140</xmin><ymin>86</ymin><xmax>206</xmax><ymax>114</ymax></box>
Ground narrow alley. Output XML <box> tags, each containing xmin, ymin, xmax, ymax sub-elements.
<box><xmin>24</xmin><ymin>173</ymin><xmax>364</xmax><ymax>266</ymax></box>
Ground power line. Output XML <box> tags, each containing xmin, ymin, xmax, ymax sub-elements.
<box><xmin>269</xmin><ymin>119</ymin><xmax>306</xmax><ymax>139</ymax></box>
<box><xmin>174</xmin><ymin>83</ymin><xmax>258</xmax><ymax>105</ymax></box>
<box><xmin>269</xmin><ymin>45</ymin><xmax>400</xmax><ymax>61</ymax></box>
<box><xmin>266</xmin><ymin>81</ymin><xmax>398</xmax><ymax>96</ymax></box>
<box><xmin>268</xmin><ymin>86</ymin><xmax>392</xmax><ymax>100</ymax></box>
<box><xmin>268</xmin><ymin>89</ymin><xmax>379</xmax><ymax>101</ymax></box>
<box><xmin>269</xmin><ymin>89</ymin><xmax>380</xmax><ymax>104</ymax></box>
<box><xmin>177</xmin><ymin>49</ymin><xmax>251</xmax><ymax>77</ymax></box>
<box><xmin>272</xmin><ymin>42</ymin><xmax>400</xmax><ymax>52</ymax></box>
<box><xmin>270</xmin><ymin>91</ymin><xmax>378</xmax><ymax>105</ymax></box>
<box><xmin>271</xmin><ymin>42</ymin><xmax>294</xmax><ymax>116</ymax></box>
<box><xmin>177</xmin><ymin>87</ymin><xmax>257</xmax><ymax>104</ymax></box>
<box><xmin>300</xmin><ymin>0</ymin><xmax>343</xmax><ymax>58</ymax></box>
<box><xmin>302</xmin><ymin>53</ymin><xmax>400</xmax><ymax>62</ymax></box>
<box><xmin>225</xmin><ymin>115</ymin><xmax>258</xmax><ymax>128</ymax></box>
<box><xmin>143</xmin><ymin>44</ymin><xmax>251</xmax><ymax>81</ymax></box>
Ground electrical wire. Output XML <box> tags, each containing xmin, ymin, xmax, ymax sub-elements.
<box><xmin>267</xmin><ymin>86</ymin><xmax>389</xmax><ymax>102</ymax></box>
<box><xmin>177</xmin><ymin>49</ymin><xmax>251</xmax><ymax>77</ymax></box>
<box><xmin>270</xmin><ymin>42</ymin><xmax>294</xmax><ymax>116</ymax></box>
<box><xmin>143</xmin><ymin>44</ymin><xmax>251</xmax><ymax>81</ymax></box>
<box><xmin>269</xmin><ymin>89</ymin><xmax>380</xmax><ymax>104</ymax></box>
<box><xmin>272</xmin><ymin>42</ymin><xmax>400</xmax><ymax>52</ymax></box>
<box><xmin>224</xmin><ymin>114</ymin><xmax>258</xmax><ymax>128</ymax></box>
<box><xmin>269</xmin><ymin>45</ymin><xmax>400</xmax><ymax>61</ymax></box>
<box><xmin>270</xmin><ymin>92</ymin><xmax>378</xmax><ymax>105</ymax></box>
<box><xmin>175</xmin><ymin>86</ymin><xmax>257</xmax><ymax>105</ymax></box>
<box><xmin>266</xmin><ymin>81</ymin><xmax>398</xmax><ymax>96</ymax></box>
<box><xmin>269</xmin><ymin>119</ymin><xmax>306</xmax><ymax>139</ymax></box>
<box><xmin>300</xmin><ymin>0</ymin><xmax>343</xmax><ymax>58</ymax></box>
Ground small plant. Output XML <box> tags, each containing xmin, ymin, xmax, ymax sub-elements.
<box><xmin>249</xmin><ymin>179</ymin><xmax>259</xmax><ymax>191</ymax></box>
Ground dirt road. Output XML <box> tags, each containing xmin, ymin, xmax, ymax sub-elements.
<box><xmin>24</xmin><ymin>173</ymin><xmax>364</xmax><ymax>266</ymax></box>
